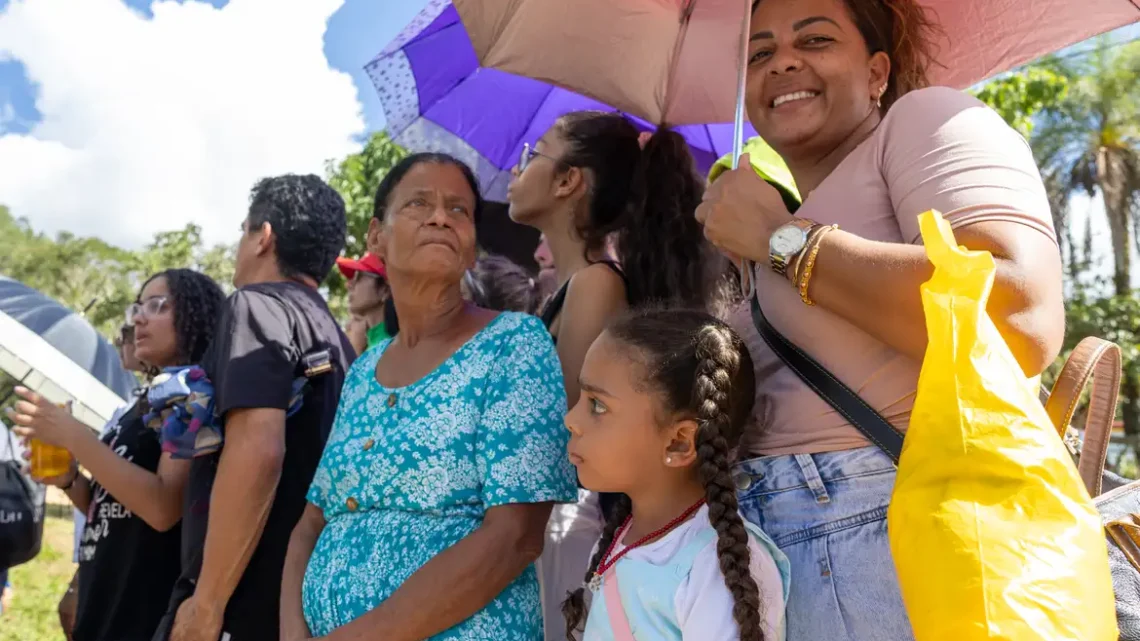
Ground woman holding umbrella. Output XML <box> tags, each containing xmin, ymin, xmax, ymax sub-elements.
<box><xmin>697</xmin><ymin>0</ymin><xmax>1064</xmax><ymax>639</ymax></box>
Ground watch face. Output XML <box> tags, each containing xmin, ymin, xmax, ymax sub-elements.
<box><xmin>771</xmin><ymin>226</ymin><xmax>807</xmax><ymax>255</ymax></box>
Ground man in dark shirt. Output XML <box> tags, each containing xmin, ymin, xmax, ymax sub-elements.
<box><xmin>156</xmin><ymin>175</ymin><xmax>353</xmax><ymax>641</ymax></box>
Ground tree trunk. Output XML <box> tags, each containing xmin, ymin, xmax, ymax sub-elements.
<box><xmin>1122</xmin><ymin>374</ymin><xmax>1140</xmax><ymax>472</ymax></box>
<box><xmin>1096</xmin><ymin>146</ymin><xmax>1133</xmax><ymax>295</ymax></box>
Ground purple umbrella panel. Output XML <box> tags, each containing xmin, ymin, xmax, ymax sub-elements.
<box><xmin>365</xmin><ymin>0</ymin><xmax>758</xmax><ymax>201</ymax></box>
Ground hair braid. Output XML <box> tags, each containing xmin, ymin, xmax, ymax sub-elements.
<box><xmin>562</xmin><ymin>493</ymin><xmax>631</xmax><ymax>640</ymax></box>
<box><xmin>693</xmin><ymin>326</ymin><xmax>765</xmax><ymax>641</ymax></box>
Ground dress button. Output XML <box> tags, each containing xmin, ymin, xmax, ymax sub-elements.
<box><xmin>387</xmin><ymin>393</ymin><xmax>397</xmax><ymax>408</ymax></box>
<box><xmin>362</xmin><ymin>438</ymin><xmax>374</xmax><ymax>451</ymax></box>
<box><xmin>733</xmin><ymin>470</ymin><xmax>753</xmax><ymax>492</ymax></box>
<box><xmin>346</xmin><ymin>497</ymin><xmax>358</xmax><ymax>512</ymax></box>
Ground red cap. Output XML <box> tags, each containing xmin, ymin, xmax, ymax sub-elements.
<box><xmin>336</xmin><ymin>253</ymin><xmax>386</xmax><ymax>280</ymax></box>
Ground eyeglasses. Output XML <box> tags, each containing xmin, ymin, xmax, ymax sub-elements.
<box><xmin>518</xmin><ymin>143</ymin><xmax>561</xmax><ymax>174</ymax></box>
<box><xmin>125</xmin><ymin>296</ymin><xmax>170</xmax><ymax>325</ymax></box>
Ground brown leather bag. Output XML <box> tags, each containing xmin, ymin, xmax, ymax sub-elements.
<box><xmin>1043</xmin><ymin>336</ymin><xmax>1140</xmax><ymax>639</ymax></box>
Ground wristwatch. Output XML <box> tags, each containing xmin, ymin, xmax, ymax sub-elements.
<box><xmin>768</xmin><ymin>218</ymin><xmax>817</xmax><ymax>277</ymax></box>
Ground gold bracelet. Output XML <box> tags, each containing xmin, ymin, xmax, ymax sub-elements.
<box><xmin>796</xmin><ymin>224</ymin><xmax>837</xmax><ymax>306</ymax></box>
<box><xmin>789</xmin><ymin>224</ymin><xmax>829</xmax><ymax>285</ymax></box>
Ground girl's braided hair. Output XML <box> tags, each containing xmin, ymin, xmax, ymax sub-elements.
<box><xmin>562</xmin><ymin>308</ymin><xmax>763</xmax><ymax>640</ymax></box>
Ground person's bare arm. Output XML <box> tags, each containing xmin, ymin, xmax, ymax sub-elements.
<box><xmin>281</xmin><ymin>503</ymin><xmax>325</xmax><ymax>641</ymax></box>
<box><xmin>322</xmin><ymin>502</ymin><xmax>551</xmax><ymax>641</ymax></box>
<box><xmin>805</xmin><ymin>220</ymin><xmax>1064</xmax><ymax>376</ymax></box>
<box><xmin>192</xmin><ymin>407</ymin><xmax>286</xmax><ymax>614</ymax></box>
<box><xmin>64</xmin><ymin>427</ymin><xmax>190</xmax><ymax>531</ymax></box>
<box><xmin>554</xmin><ymin>265</ymin><xmax>628</xmax><ymax>407</ymax></box>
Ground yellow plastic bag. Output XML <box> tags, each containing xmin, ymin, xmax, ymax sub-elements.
<box><xmin>887</xmin><ymin>210</ymin><xmax>1117</xmax><ymax>641</ymax></box>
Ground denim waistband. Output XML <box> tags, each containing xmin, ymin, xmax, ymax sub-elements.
<box><xmin>732</xmin><ymin>445</ymin><xmax>896</xmax><ymax>502</ymax></box>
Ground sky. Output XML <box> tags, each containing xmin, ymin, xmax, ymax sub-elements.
<box><xmin>0</xmin><ymin>0</ymin><xmax>1136</xmax><ymax>286</ymax></box>
<box><xmin>0</xmin><ymin>0</ymin><xmax>430</xmax><ymax>248</ymax></box>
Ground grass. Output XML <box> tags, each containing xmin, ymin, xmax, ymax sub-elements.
<box><xmin>2</xmin><ymin>505</ymin><xmax>76</xmax><ymax>641</ymax></box>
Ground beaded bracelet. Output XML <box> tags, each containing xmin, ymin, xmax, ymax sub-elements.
<box><xmin>789</xmin><ymin>223</ymin><xmax>829</xmax><ymax>286</ymax></box>
<box><xmin>795</xmin><ymin>224</ymin><xmax>838</xmax><ymax>306</ymax></box>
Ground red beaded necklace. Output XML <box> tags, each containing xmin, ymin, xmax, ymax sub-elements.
<box><xmin>588</xmin><ymin>498</ymin><xmax>707</xmax><ymax>592</ymax></box>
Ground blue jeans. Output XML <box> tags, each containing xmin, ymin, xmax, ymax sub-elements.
<box><xmin>735</xmin><ymin>446</ymin><xmax>914</xmax><ymax>641</ymax></box>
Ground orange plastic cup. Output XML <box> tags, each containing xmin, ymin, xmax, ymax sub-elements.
<box><xmin>30</xmin><ymin>439</ymin><xmax>72</xmax><ymax>478</ymax></box>
<box><xmin>29</xmin><ymin>402</ymin><xmax>73</xmax><ymax>478</ymax></box>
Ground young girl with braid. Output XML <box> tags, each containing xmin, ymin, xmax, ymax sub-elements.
<box><xmin>563</xmin><ymin>309</ymin><xmax>790</xmax><ymax>641</ymax></box>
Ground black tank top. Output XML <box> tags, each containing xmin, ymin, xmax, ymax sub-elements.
<box><xmin>539</xmin><ymin>261</ymin><xmax>627</xmax><ymax>519</ymax></box>
<box><xmin>540</xmin><ymin>261</ymin><xmax>629</xmax><ymax>341</ymax></box>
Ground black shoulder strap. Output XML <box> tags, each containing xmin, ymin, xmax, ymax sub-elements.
<box><xmin>595</xmin><ymin>260</ymin><xmax>634</xmax><ymax>304</ymax></box>
<box><xmin>541</xmin><ymin>261</ymin><xmax>629</xmax><ymax>330</ymax></box>
<box><xmin>750</xmin><ymin>296</ymin><xmax>904</xmax><ymax>462</ymax></box>
<box><xmin>540</xmin><ymin>280</ymin><xmax>569</xmax><ymax>330</ymax></box>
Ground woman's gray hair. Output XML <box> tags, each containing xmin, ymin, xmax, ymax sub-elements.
<box><xmin>463</xmin><ymin>254</ymin><xmax>544</xmax><ymax>315</ymax></box>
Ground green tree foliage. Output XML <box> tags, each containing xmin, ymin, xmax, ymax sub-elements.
<box><xmin>972</xmin><ymin>67</ymin><xmax>1070</xmax><ymax>138</ymax></box>
<box><xmin>1032</xmin><ymin>39</ymin><xmax>1140</xmax><ymax>297</ymax></box>
<box><xmin>976</xmin><ymin>50</ymin><xmax>1140</xmax><ymax>456</ymax></box>
<box><xmin>323</xmin><ymin>131</ymin><xmax>408</xmax><ymax>319</ymax></box>
<box><xmin>0</xmin><ymin>205</ymin><xmax>235</xmax><ymax>339</ymax></box>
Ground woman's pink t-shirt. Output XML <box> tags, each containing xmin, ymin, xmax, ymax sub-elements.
<box><xmin>727</xmin><ymin>86</ymin><xmax>1057</xmax><ymax>456</ymax></box>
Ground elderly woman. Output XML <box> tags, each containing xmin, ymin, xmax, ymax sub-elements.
<box><xmin>696</xmin><ymin>0</ymin><xmax>1064</xmax><ymax>640</ymax></box>
<box><xmin>280</xmin><ymin>152</ymin><xmax>577</xmax><ymax>641</ymax></box>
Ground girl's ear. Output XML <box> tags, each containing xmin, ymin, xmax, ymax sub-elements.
<box><xmin>663</xmin><ymin>418</ymin><xmax>699</xmax><ymax>468</ymax></box>
<box><xmin>555</xmin><ymin>165</ymin><xmax>586</xmax><ymax>199</ymax></box>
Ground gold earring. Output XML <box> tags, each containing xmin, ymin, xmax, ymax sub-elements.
<box><xmin>875</xmin><ymin>84</ymin><xmax>887</xmax><ymax>108</ymax></box>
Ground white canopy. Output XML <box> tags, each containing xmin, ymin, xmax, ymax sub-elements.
<box><xmin>0</xmin><ymin>310</ymin><xmax>127</xmax><ymax>430</ymax></box>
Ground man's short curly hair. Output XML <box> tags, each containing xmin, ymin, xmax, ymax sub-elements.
<box><xmin>247</xmin><ymin>174</ymin><xmax>347</xmax><ymax>282</ymax></box>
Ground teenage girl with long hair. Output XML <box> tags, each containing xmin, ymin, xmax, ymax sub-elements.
<box><xmin>563</xmin><ymin>309</ymin><xmax>789</xmax><ymax>640</ymax></box>
<box><xmin>508</xmin><ymin>112</ymin><xmax>719</xmax><ymax>639</ymax></box>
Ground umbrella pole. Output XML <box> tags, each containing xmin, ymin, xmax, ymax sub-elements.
<box><xmin>731</xmin><ymin>0</ymin><xmax>757</xmax><ymax>298</ymax></box>
<box><xmin>730</xmin><ymin>0</ymin><xmax>751</xmax><ymax>171</ymax></box>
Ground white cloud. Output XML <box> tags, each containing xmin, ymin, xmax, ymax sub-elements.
<box><xmin>0</xmin><ymin>0</ymin><xmax>365</xmax><ymax>248</ymax></box>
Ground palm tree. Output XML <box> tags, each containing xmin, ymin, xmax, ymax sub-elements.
<box><xmin>1032</xmin><ymin>38</ymin><xmax>1140</xmax><ymax>296</ymax></box>
<box><xmin>994</xmin><ymin>39</ymin><xmax>1140</xmax><ymax>450</ymax></box>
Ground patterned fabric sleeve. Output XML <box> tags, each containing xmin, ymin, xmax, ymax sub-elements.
<box><xmin>305</xmin><ymin>353</ymin><xmax>372</xmax><ymax>514</ymax></box>
<box><xmin>476</xmin><ymin>315</ymin><xmax>577</xmax><ymax>508</ymax></box>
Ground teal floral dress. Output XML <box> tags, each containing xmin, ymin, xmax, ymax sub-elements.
<box><xmin>302</xmin><ymin>313</ymin><xmax>578</xmax><ymax>639</ymax></box>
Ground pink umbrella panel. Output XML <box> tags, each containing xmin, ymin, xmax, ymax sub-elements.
<box><xmin>453</xmin><ymin>0</ymin><xmax>1140</xmax><ymax>126</ymax></box>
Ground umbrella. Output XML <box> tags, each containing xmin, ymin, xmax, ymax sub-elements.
<box><xmin>0</xmin><ymin>276</ymin><xmax>136</xmax><ymax>430</ymax></box>
<box><xmin>365</xmin><ymin>1</ymin><xmax>759</xmax><ymax>202</ymax></box>
<box><xmin>452</xmin><ymin>0</ymin><xmax>1140</xmax><ymax>124</ymax></box>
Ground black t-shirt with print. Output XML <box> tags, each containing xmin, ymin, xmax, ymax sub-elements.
<box><xmin>161</xmin><ymin>281</ymin><xmax>352</xmax><ymax>641</ymax></box>
<box><xmin>75</xmin><ymin>403</ymin><xmax>182</xmax><ymax>641</ymax></box>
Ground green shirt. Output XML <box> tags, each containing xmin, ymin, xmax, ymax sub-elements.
<box><xmin>366</xmin><ymin>322</ymin><xmax>390</xmax><ymax>349</ymax></box>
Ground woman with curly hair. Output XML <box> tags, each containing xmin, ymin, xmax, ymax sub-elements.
<box><xmin>696</xmin><ymin>1</ymin><xmax>1064</xmax><ymax>639</ymax></box>
<box><xmin>562</xmin><ymin>309</ymin><xmax>790</xmax><ymax>641</ymax></box>
<box><xmin>9</xmin><ymin>268</ymin><xmax>226</xmax><ymax>641</ymax></box>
